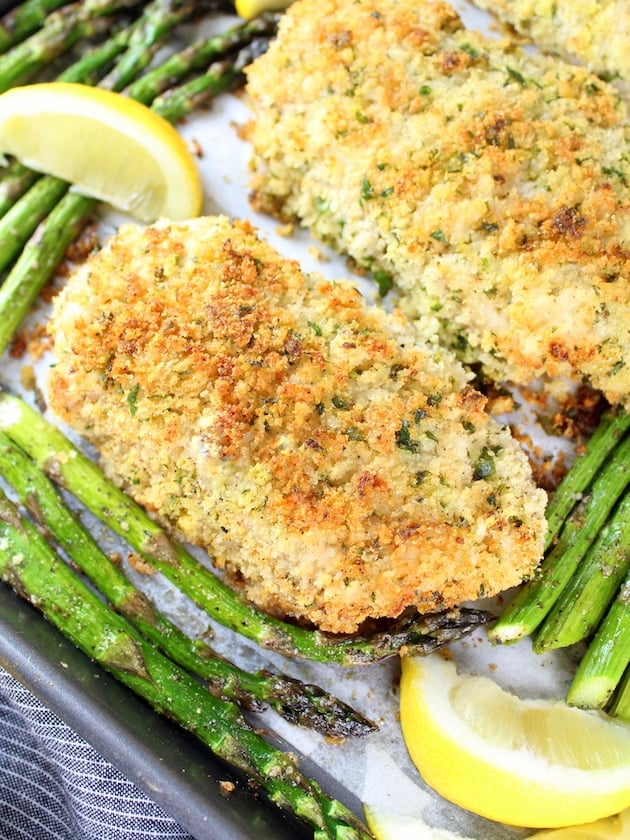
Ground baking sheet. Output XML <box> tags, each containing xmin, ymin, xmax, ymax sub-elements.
<box><xmin>0</xmin><ymin>3</ymin><xmax>593</xmax><ymax>837</ymax></box>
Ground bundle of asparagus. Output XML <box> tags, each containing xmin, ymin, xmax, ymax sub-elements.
<box><xmin>0</xmin><ymin>486</ymin><xmax>376</xmax><ymax>840</ymax></box>
<box><xmin>490</xmin><ymin>409</ymin><xmax>630</xmax><ymax>719</ymax></box>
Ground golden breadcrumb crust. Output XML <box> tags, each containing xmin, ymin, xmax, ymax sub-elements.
<box><xmin>471</xmin><ymin>0</ymin><xmax>630</xmax><ymax>84</ymax></box>
<box><xmin>47</xmin><ymin>217</ymin><xmax>545</xmax><ymax>634</ymax></box>
<box><xmin>245</xmin><ymin>0</ymin><xmax>630</xmax><ymax>408</ymax></box>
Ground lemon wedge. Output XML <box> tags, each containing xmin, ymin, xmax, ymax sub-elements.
<box><xmin>235</xmin><ymin>0</ymin><xmax>293</xmax><ymax>21</ymax></box>
<box><xmin>0</xmin><ymin>83</ymin><xmax>202</xmax><ymax>222</ymax></box>
<box><xmin>364</xmin><ymin>804</ymin><xmax>630</xmax><ymax>840</ymax></box>
<box><xmin>400</xmin><ymin>654</ymin><xmax>630</xmax><ymax>828</ymax></box>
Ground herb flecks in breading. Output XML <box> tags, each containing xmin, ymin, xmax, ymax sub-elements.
<box><xmin>246</xmin><ymin>0</ymin><xmax>630</xmax><ymax>408</ymax></box>
<box><xmin>47</xmin><ymin>216</ymin><xmax>546</xmax><ymax>635</ymax></box>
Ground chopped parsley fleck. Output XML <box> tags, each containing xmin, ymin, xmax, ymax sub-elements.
<box><xmin>602</xmin><ymin>165</ymin><xmax>627</xmax><ymax>185</ymax></box>
<box><xmin>360</xmin><ymin>176</ymin><xmax>374</xmax><ymax>201</ymax></box>
<box><xmin>395</xmin><ymin>420</ymin><xmax>421</xmax><ymax>453</ymax></box>
<box><xmin>506</xmin><ymin>66</ymin><xmax>526</xmax><ymax>85</ymax></box>
<box><xmin>473</xmin><ymin>447</ymin><xmax>496</xmax><ymax>480</ymax></box>
<box><xmin>373</xmin><ymin>269</ymin><xmax>394</xmax><ymax>297</ymax></box>
<box><xmin>126</xmin><ymin>382</ymin><xmax>140</xmax><ymax>416</ymax></box>
<box><xmin>342</xmin><ymin>427</ymin><xmax>366</xmax><ymax>441</ymax></box>
<box><xmin>307</xmin><ymin>320</ymin><xmax>323</xmax><ymax>336</ymax></box>
<box><xmin>332</xmin><ymin>395</ymin><xmax>350</xmax><ymax>410</ymax></box>
<box><xmin>430</xmin><ymin>228</ymin><xmax>447</xmax><ymax>243</ymax></box>
<box><xmin>415</xmin><ymin>469</ymin><xmax>430</xmax><ymax>485</ymax></box>
<box><xmin>460</xmin><ymin>42</ymin><xmax>480</xmax><ymax>59</ymax></box>
<box><xmin>315</xmin><ymin>196</ymin><xmax>330</xmax><ymax>215</ymax></box>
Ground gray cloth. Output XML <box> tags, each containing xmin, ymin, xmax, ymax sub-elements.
<box><xmin>0</xmin><ymin>667</ymin><xmax>194</xmax><ymax>840</ymax></box>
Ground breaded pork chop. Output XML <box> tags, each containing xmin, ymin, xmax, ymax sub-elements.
<box><xmin>245</xmin><ymin>0</ymin><xmax>630</xmax><ymax>408</ymax></box>
<box><xmin>47</xmin><ymin>217</ymin><xmax>545</xmax><ymax>634</ymax></box>
<box><xmin>471</xmin><ymin>0</ymin><xmax>630</xmax><ymax>85</ymax></box>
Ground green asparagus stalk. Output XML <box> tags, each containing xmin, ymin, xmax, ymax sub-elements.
<box><xmin>0</xmin><ymin>191</ymin><xmax>95</xmax><ymax>347</ymax></box>
<box><xmin>124</xmin><ymin>11</ymin><xmax>279</xmax><ymax>103</ymax></box>
<box><xmin>151</xmin><ymin>35</ymin><xmax>276</xmax><ymax>120</ymax></box>
<box><xmin>151</xmin><ymin>56</ymin><xmax>239</xmax><ymax>119</ymax></box>
<box><xmin>98</xmin><ymin>0</ymin><xmax>221</xmax><ymax>93</ymax></box>
<box><xmin>0</xmin><ymin>489</ymin><xmax>375</xmax><ymax>840</ymax></box>
<box><xmin>489</xmin><ymin>431</ymin><xmax>630</xmax><ymax>644</ymax></box>
<box><xmin>533</xmin><ymin>491</ymin><xmax>630</xmax><ymax>653</ymax></box>
<box><xmin>609</xmin><ymin>667</ymin><xmax>630</xmax><ymax>722</ymax></box>
<box><xmin>0</xmin><ymin>430</ymin><xmax>376</xmax><ymax>736</ymax></box>
<box><xmin>0</xmin><ymin>175</ymin><xmax>69</xmax><ymax>273</ymax></box>
<box><xmin>0</xmin><ymin>393</ymin><xmax>491</xmax><ymax>664</ymax></box>
<box><xmin>566</xmin><ymin>570</ymin><xmax>630</xmax><ymax>709</ymax></box>
<box><xmin>0</xmin><ymin>0</ymin><xmax>71</xmax><ymax>54</ymax></box>
<box><xmin>0</xmin><ymin>0</ymin><xmax>145</xmax><ymax>92</ymax></box>
<box><xmin>544</xmin><ymin>409</ymin><xmax>630</xmax><ymax>552</ymax></box>
<box><xmin>0</xmin><ymin>159</ymin><xmax>40</xmax><ymax>218</ymax></box>
<box><xmin>56</xmin><ymin>9</ymin><xmax>149</xmax><ymax>83</ymax></box>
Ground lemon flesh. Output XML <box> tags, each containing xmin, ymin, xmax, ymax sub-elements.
<box><xmin>364</xmin><ymin>804</ymin><xmax>630</xmax><ymax>840</ymax></box>
<box><xmin>400</xmin><ymin>654</ymin><xmax>630</xmax><ymax>828</ymax></box>
<box><xmin>0</xmin><ymin>83</ymin><xmax>202</xmax><ymax>222</ymax></box>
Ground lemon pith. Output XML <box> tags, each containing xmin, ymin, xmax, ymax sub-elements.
<box><xmin>399</xmin><ymin>654</ymin><xmax>630</xmax><ymax>828</ymax></box>
<box><xmin>0</xmin><ymin>83</ymin><xmax>202</xmax><ymax>222</ymax></box>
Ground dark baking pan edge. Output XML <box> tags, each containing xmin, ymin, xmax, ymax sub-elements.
<box><xmin>0</xmin><ymin>583</ymin><xmax>355</xmax><ymax>840</ymax></box>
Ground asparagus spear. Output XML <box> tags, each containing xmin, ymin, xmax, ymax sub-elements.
<box><xmin>489</xmin><ymin>431</ymin><xmax>630</xmax><ymax>644</ymax></box>
<box><xmin>0</xmin><ymin>0</ymin><xmax>70</xmax><ymax>54</ymax></box>
<box><xmin>609</xmin><ymin>667</ymin><xmax>630</xmax><ymax>722</ymax></box>
<box><xmin>57</xmin><ymin>7</ymin><xmax>151</xmax><ymax>83</ymax></box>
<box><xmin>151</xmin><ymin>56</ymin><xmax>239</xmax><ymax>119</ymax></box>
<box><xmin>124</xmin><ymin>11</ymin><xmax>279</xmax><ymax>103</ymax></box>
<box><xmin>0</xmin><ymin>393</ymin><xmax>491</xmax><ymax>664</ymax></box>
<box><xmin>533</xmin><ymin>490</ymin><xmax>630</xmax><ymax>653</ymax></box>
<box><xmin>0</xmin><ymin>159</ymin><xmax>40</xmax><ymax>218</ymax></box>
<box><xmin>0</xmin><ymin>489</ymin><xmax>375</xmax><ymax>840</ymax></box>
<box><xmin>544</xmin><ymin>409</ymin><xmax>630</xmax><ymax>551</ymax></box>
<box><xmin>0</xmin><ymin>191</ymin><xmax>95</xmax><ymax>350</ymax></box>
<box><xmin>98</xmin><ymin>0</ymin><xmax>225</xmax><ymax>93</ymax></box>
<box><xmin>0</xmin><ymin>175</ymin><xmax>69</xmax><ymax>273</ymax></box>
<box><xmin>0</xmin><ymin>430</ymin><xmax>376</xmax><ymax>736</ymax></box>
<box><xmin>566</xmin><ymin>570</ymin><xmax>630</xmax><ymax>710</ymax></box>
<box><xmin>0</xmin><ymin>0</ymin><xmax>145</xmax><ymax>92</ymax></box>
<box><xmin>151</xmin><ymin>34</ymin><xmax>278</xmax><ymax>119</ymax></box>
